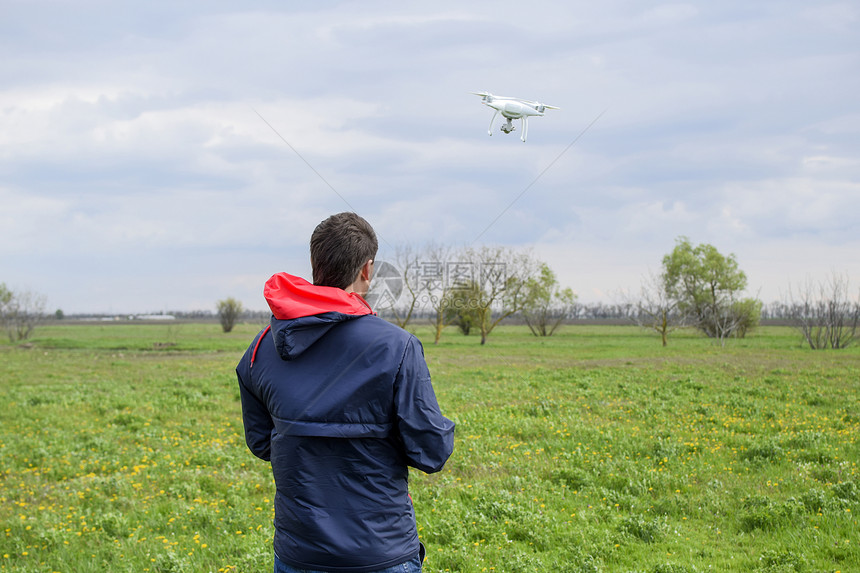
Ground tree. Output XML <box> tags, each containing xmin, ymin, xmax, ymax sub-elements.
<box><xmin>0</xmin><ymin>284</ymin><xmax>47</xmax><ymax>342</ymax></box>
<box><xmin>369</xmin><ymin>245</ymin><xmax>424</xmax><ymax>330</ymax></box>
<box><xmin>0</xmin><ymin>283</ymin><xmax>11</xmax><ymax>315</ymax></box>
<box><xmin>422</xmin><ymin>244</ymin><xmax>460</xmax><ymax>344</ymax></box>
<box><xmin>463</xmin><ymin>246</ymin><xmax>539</xmax><ymax>345</ymax></box>
<box><xmin>623</xmin><ymin>270</ymin><xmax>686</xmax><ymax>347</ymax></box>
<box><xmin>730</xmin><ymin>298</ymin><xmax>763</xmax><ymax>339</ymax></box>
<box><xmin>0</xmin><ymin>283</ymin><xmax>13</xmax><ymax>339</ymax></box>
<box><xmin>216</xmin><ymin>297</ymin><xmax>243</xmax><ymax>333</ymax></box>
<box><xmin>786</xmin><ymin>273</ymin><xmax>859</xmax><ymax>349</ymax></box>
<box><xmin>521</xmin><ymin>263</ymin><xmax>578</xmax><ymax>337</ymax></box>
<box><xmin>443</xmin><ymin>281</ymin><xmax>487</xmax><ymax>336</ymax></box>
<box><xmin>662</xmin><ymin>237</ymin><xmax>759</xmax><ymax>343</ymax></box>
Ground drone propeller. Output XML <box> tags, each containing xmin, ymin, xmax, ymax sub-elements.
<box><xmin>470</xmin><ymin>91</ymin><xmax>494</xmax><ymax>103</ymax></box>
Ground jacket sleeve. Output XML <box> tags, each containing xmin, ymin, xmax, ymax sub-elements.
<box><xmin>393</xmin><ymin>336</ymin><xmax>455</xmax><ymax>473</ymax></box>
<box><xmin>236</xmin><ymin>337</ymin><xmax>274</xmax><ymax>462</ymax></box>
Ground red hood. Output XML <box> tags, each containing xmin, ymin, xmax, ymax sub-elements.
<box><xmin>264</xmin><ymin>272</ymin><xmax>374</xmax><ymax>320</ymax></box>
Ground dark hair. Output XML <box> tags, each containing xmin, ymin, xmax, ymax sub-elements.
<box><xmin>310</xmin><ymin>212</ymin><xmax>378</xmax><ymax>289</ymax></box>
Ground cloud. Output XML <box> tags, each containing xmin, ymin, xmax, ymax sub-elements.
<box><xmin>1</xmin><ymin>1</ymin><xmax>858</xmax><ymax>313</ymax></box>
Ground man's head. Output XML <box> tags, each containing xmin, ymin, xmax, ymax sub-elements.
<box><xmin>310</xmin><ymin>212</ymin><xmax>378</xmax><ymax>291</ymax></box>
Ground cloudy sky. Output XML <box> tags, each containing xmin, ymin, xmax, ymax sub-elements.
<box><xmin>2</xmin><ymin>1</ymin><xmax>858</xmax><ymax>314</ymax></box>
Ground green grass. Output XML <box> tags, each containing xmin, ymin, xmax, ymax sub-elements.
<box><xmin>1</xmin><ymin>323</ymin><xmax>858</xmax><ymax>572</ymax></box>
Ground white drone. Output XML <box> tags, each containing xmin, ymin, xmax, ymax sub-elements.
<box><xmin>472</xmin><ymin>92</ymin><xmax>559</xmax><ymax>142</ymax></box>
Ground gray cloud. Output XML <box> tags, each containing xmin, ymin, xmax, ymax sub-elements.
<box><xmin>1</xmin><ymin>1</ymin><xmax>858</xmax><ymax>312</ymax></box>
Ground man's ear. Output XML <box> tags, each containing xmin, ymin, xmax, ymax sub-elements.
<box><xmin>361</xmin><ymin>259</ymin><xmax>374</xmax><ymax>281</ymax></box>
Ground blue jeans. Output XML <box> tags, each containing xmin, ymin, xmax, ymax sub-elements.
<box><xmin>274</xmin><ymin>553</ymin><xmax>422</xmax><ymax>573</ymax></box>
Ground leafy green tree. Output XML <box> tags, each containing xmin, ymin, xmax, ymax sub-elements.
<box><xmin>0</xmin><ymin>283</ymin><xmax>11</xmax><ymax>313</ymax></box>
<box><xmin>662</xmin><ymin>237</ymin><xmax>759</xmax><ymax>342</ymax></box>
<box><xmin>443</xmin><ymin>281</ymin><xmax>487</xmax><ymax>336</ymax></box>
<box><xmin>216</xmin><ymin>297</ymin><xmax>244</xmax><ymax>333</ymax></box>
<box><xmin>0</xmin><ymin>283</ymin><xmax>12</xmax><ymax>337</ymax></box>
<box><xmin>521</xmin><ymin>263</ymin><xmax>578</xmax><ymax>336</ymax></box>
<box><xmin>731</xmin><ymin>298</ymin><xmax>763</xmax><ymax>339</ymax></box>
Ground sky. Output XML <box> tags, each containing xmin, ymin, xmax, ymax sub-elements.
<box><xmin>1</xmin><ymin>0</ymin><xmax>858</xmax><ymax>314</ymax></box>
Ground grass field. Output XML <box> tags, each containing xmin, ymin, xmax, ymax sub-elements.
<box><xmin>1</xmin><ymin>322</ymin><xmax>858</xmax><ymax>572</ymax></box>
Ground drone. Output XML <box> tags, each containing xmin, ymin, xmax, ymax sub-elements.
<box><xmin>471</xmin><ymin>92</ymin><xmax>559</xmax><ymax>142</ymax></box>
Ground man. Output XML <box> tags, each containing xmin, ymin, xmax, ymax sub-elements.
<box><xmin>236</xmin><ymin>212</ymin><xmax>455</xmax><ymax>573</ymax></box>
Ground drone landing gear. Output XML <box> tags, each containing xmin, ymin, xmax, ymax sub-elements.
<box><xmin>487</xmin><ymin>110</ymin><xmax>499</xmax><ymax>136</ymax></box>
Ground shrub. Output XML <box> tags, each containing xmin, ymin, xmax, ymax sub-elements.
<box><xmin>216</xmin><ymin>297</ymin><xmax>244</xmax><ymax>333</ymax></box>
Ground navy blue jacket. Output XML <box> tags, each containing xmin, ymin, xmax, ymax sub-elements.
<box><xmin>236</xmin><ymin>273</ymin><xmax>455</xmax><ymax>572</ymax></box>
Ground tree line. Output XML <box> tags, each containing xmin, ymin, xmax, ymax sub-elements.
<box><xmin>362</xmin><ymin>244</ymin><xmax>576</xmax><ymax>345</ymax></box>
<box><xmin>621</xmin><ymin>237</ymin><xmax>859</xmax><ymax>349</ymax></box>
<box><xmin>4</xmin><ymin>236</ymin><xmax>857</xmax><ymax>351</ymax></box>
<box><xmin>360</xmin><ymin>238</ymin><xmax>859</xmax><ymax>349</ymax></box>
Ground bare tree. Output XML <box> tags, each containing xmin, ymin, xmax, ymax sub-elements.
<box><xmin>370</xmin><ymin>245</ymin><xmax>425</xmax><ymax>329</ymax></box>
<box><xmin>786</xmin><ymin>273</ymin><xmax>859</xmax><ymax>349</ymax></box>
<box><xmin>419</xmin><ymin>243</ymin><xmax>460</xmax><ymax>344</ymax></box>
<box><xmin>622</xmin><ymin>270</ymin><xmax>687</xmax><ymax>347</ymax></box>
<box><xmin>463</xmin><ymin>246</ymin><xmax>539</xmax><ymax>345</ymax></box>
<box><xmin>0</xmin><ymin>285</ymin><xmax>47</xmax><ymax>342</ymax></box>
<box><xmin>697</xmin><ymin>297</ymin><xmax>762</xmax><ymax>346</ymax></box>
